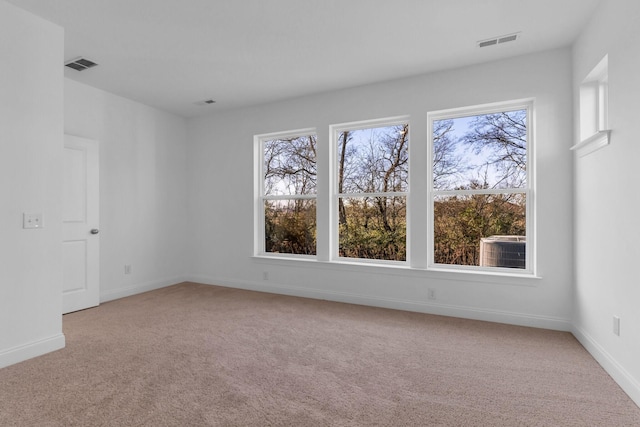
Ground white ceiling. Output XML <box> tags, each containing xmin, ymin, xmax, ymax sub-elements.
<box><xmin>8</xmin><ymin>0</ymin><xmax>600</xmax><ymax>118</ymax></box>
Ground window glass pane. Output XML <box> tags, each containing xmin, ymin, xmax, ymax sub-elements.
<box><xmin>338</xmin><ymin>124</ymin><xmax>408</xmax><ymax>194</ymax></box>
<box><xmin>433</xmin><ymin>193</ymin><xmax>526</xmax><ymax>268</ymax></box>
<box><xmin>433</xmin><ymin>110</ymin><xmax>526</xmax><ymax>190</ymax></box>
<box><xmin>338</xmin><ymin>196</ymin><xmax>406</xmax><ymax>261</ymax></box>
<box><xmin>264</xmin><ymin>135</ymin><xmax>316</xmax><ymax>196</ymax></box>
<box><xmin>265</xmin><ymin>199</ymin><xmax>316</xmax><ymax>255</ymax></box>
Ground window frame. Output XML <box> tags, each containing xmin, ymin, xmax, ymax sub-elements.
<box><xmin>254</xmin><ymin>128</ymin><xmax>318</xmax><ymax>259</ymax></box>
<box><xmin>329</xmin><ymin>116</ymin><xmax>411</xmax><ymax>264</ymax></box>
<box><xmin>426</xmin><ymin>99</ymin><xmax>535</xmax><ymax>275</ymax></box>
<box><xmin>572</xmin><ymin>54</ymin><xmax>610</xmax><ymax>157</ymax></box>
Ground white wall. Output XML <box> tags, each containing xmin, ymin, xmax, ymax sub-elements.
<box><xmin>0</xmin><ymin>1</ymin><xmax>65</xmax><ymax>367</ymax></box>
<box><xmin>65</xmin><ymin>80</ymin><xmax>189</xmax><ymax>302</ymax></box>
<box><xmin>572</xmin><ymin>0</ymin><xmax>640</xmax><ymax>406</ymax></box>
<box><xmin>187</xmin><ymin>48</ymin><xmax>575</xmax><ymax>331</ymax></box>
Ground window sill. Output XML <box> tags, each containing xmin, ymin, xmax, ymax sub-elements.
<box><xmin>570</xmin><ymin>130</ymin><xmax>611</xmax><ymax>157</ymax></box>
<box><xmin>252</xmin><ymin>255</ymin><xmax>541</xmax><ymax>286</ymax></box>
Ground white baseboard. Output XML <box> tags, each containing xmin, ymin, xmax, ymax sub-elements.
<box><xmin>100</xmin><ymin>276</ymin><xmax>187</xmax><ymax>303</ymax></box>
<box><xmin>187</xmin><ymin>275</ymin><xmax>572</xmax><ymax>332</ymax></box>
<box><xmin>572</xmin><ymin>325</ymin><xmax>640</xmax><ymax>408</ymax></box>
<box><xmin>0</xmin><ymin>333</ymin><xmax>66</xmax><ymax>369</ymax></box>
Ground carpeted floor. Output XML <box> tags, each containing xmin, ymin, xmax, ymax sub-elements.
<box><xmin>1</xmin><ymin>282</ymin><xmax>639</xmax><ymax>426</ymax></box>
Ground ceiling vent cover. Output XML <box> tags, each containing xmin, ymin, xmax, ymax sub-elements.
<box><xmin>477</xmin><ymin>32</ymin><xmax>520</xmax><ymax>48</ymax></box>
<box><xmin>194</xmin><ymin>99</ymin><xmax>216</xmax><ymax>106</ymax></box>
<box><xmin>65</xmin><ymin>57</ymin><xmax>98</xmax><ymax>71</ymax></box>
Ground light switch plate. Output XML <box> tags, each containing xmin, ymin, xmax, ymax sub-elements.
<box><xmin>23</xmin><ymin>213</ymin><xmax>43</xmax><ymax>229</ymax></box>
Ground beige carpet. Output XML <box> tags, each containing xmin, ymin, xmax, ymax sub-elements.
<box><xmin>1</xmin><ymin>282</ymin><xmax>639</xmax><ymax>426</ymax></box>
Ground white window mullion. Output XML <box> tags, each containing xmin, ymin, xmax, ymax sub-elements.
<box><xmin>315</xmin><ymin>125</ymin><xmax>331</xmax><ymax>262</ymax></box>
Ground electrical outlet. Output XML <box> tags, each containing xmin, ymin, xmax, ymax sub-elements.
<box><xmin>262</xmin><ymin>271</ymin><xmax>268</xmax><ymax>281</ymax></box>
<box><xmin>613</xmin><ymin>316</ymin><xmax>620</xmax><ymax>336</ymax></box>
<box><xmin>124</xmin><ymin>265</ymin><xmax>132</xmax><ymax>275</ymax></box>
<box><xmin>427</xmin><ymin>289</ymin><xmax>436</xmax><ymax>300</ymax></box>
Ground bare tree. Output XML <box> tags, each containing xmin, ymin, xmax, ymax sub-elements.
<box><xmin>462</xmin><ymin>110</ymin><xmax>527</xmax><ymax>188</ymax></box>
<box><xmin>264</xmin><ymin>135</ymin><xmax>317</xmax><ymax>196</ymax></box>
<box><xmin>337</xmin><ymin>124</ymin><xmax>408</xmax><ymax>260</ymax></box>
<box><xmin>337</xmin><ymin>131</ymin><xmax>350</xmax><ymax>227</ymax></box>
<box><xmin>432</xmin><ymin>110</ymin><xmax>528</xmax><ymax>267</ymax></box>
<box><xmin>263</xmin><ymin>135</ymin><xmax>317</xmax><ymax>255</ymax></box>
<box><xmin>432</xmin><ymin>119</ymin><xmax>462</xmax><ymax>190</ymax></box>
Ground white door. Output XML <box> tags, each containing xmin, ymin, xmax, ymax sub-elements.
<box><xmin>63</xmin><ymin>134</ymin><xmax>100</xmax><ymax>314</ymax></box>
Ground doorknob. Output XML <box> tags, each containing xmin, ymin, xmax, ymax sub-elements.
<box><xmin>90</xmin><ymin>229</ymin><xmax>100</xmax><ymax>235</ymax></box>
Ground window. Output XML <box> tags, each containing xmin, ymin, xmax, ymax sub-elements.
<box><xmin>428</xmin><ymin>101</ymin><xmax>533</xmax><ymax>272</ymax></box>
<box><xmin>331</xmin><ymin>118</ymin><xmax>409</xmax><ymax>262</ymax></box>
<box><xmin>256</xmin><ymin>130</ymin><xmax>317</xmax><ymax>256</ymax></box>
<box><xmin>255</xmin><ymin>104</ymin><xmax>534</xmax><ymax>276</ymax></box>
<box><xmin>572</xmin><ymin>54</ymin><xmax>609</xmax><ymax>157</ymax></box>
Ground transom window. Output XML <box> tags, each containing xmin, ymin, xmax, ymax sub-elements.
<box><xmin>428</xmin><ymin>100</ymin><xmax>533</xmax><ymax>272</ymax></box>
<box><xmin>331</xmin><ymin>117</ymin><xmax>409</xmax><ymax>262</ymax></box>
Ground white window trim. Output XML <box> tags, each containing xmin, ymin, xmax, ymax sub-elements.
<box><xmin>329</xmin><ymin>116</ymin><xmax>411</xmax><ymax>264</ymax></box>
<box><xmin>254</xmin><ymin>128</ymin><xmax>317</xmax><ymax>258</ymax></box>
<box><xmin>253</xmin><ymin>104</ymin><xmax>540</xmax><ymax>280</ymax></box>
<box><xmin>426</xmin><ymin>99</ymin><xmax>536</xmax><ymax>276</ymax></box>
<box><xmin>572</xmin><ymin>54</ymin><xmax>610</xmax><ymax>157</ymax></box>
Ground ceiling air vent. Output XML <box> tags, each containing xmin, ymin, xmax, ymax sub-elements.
<box><xmin>65</xmin><ymin>57</ymin><xmax>98</xmax><ymax>71</ymax></box>
<box><xmin>194</xmin><ymin>99</ymin><xmax>216</xmax><ymax>106</ymax></box>
<box><xmin>477</xmin><ymin>32</ymin><xmax>520</xmax><ymax>48</ymax></box>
